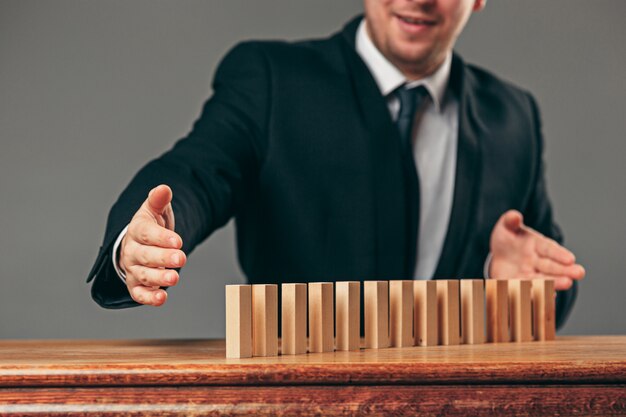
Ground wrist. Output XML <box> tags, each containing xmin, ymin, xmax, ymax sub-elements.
<box><xmin>111</xmin><ymin>225</ymin><xmax>130</xmax><ymax>281</ymax></box>
<box><xmin>483</xmin><ymin>252</ymin><xmax>493</xmax><ymax>279</ymax></box>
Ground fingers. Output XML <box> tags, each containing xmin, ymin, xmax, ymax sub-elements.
<box><xmin>533</xmin><ymin>252</ymin><xmax>586</xmax><ymax>291</ymax></box>
<box><xmin>535</xmin><ymin>258</ymin><xmax>586</xmax><ymax>280</ymax></box>
<box><xmin>536</xmin><ymin>237</ymin><xmax>576</xmax><ymax>265</ymax></box>
<box><xmin>127</xmin><ymin>219</ymin><xmax>182</xmax><ymax>249</ymax></box>
<box><xmin>529</xmin><ymin>250</ymin><xmax>585</xmax><ymax>291</ymax></box>
<box><xmin>146</xmin><ymin>184</ymin><xmax>173</xmax><ymax>217</ymax></box>
<box><xmin>122</xmin><ymin>241</ymin><xmax>184</xmax><ymax>307</ymax></box>
<box><xmin>129</xmin><ymin>284</ymin><xmax>168</xmax><ymax>306</ymax></box>
<box><xmin>502</xmin><ymin>210</ymin><xmax>524</xmax><ymax>233</ymax></box>
<box><xmin>126</xmin><ymin>265</ymin><xmax>179</xmax><ymax>288</ymax></box>
<box><xmin>123</xmin><ymin>241</ymin><xmax>186</xmax><ymax>269</ymax></box>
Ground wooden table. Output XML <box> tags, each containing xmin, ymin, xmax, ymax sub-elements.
<box><xmin>0</xmin><ymin>336</ymin><xmax>625</xmax><ymax>416</ymax></box>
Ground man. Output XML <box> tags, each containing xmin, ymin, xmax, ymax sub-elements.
<box><xmin>87</xmin><ymin>0</ymin><xmax>585</xmax><ymax>329</ymax></box>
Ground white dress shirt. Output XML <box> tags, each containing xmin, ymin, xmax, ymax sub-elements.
<box><xmin>112</xmin><ymin>21</ymin><xmax>490</xmax><ymax>282</ymax></box>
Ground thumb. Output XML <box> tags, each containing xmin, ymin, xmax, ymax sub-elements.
<box><xmin>146</xmin><ymin>184</ymin><xmax>173</xmax><ymax>217</ymax></box>
<box><xmin>502</xmin><ymin>209</ymin><xmax>524</xmax><ymax>233</ymax></box>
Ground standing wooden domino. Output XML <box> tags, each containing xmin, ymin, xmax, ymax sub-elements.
<box><xmin>225</xmin><ymin>284</ymin><xmax>252</xmax><ymax>358</ymax></box>
<box><xmin>309</xmin><ymin>282</ymin><xmax>334</xmax><ymax>352</ymax></box>
<box><xmin>436</xmin><ymin>280</ymin><xmax>460</xmax><ymax>345</ymax></box>
<box><xmin>364</xmin><ymin>281</ymin><xmax>389</xmax><ymax>349</ymax></box>
<box><xmin>413</xmin><ymin>280</ymin><xmax>437</xmax><ymax>346</ymax></box>
<box><xmin>486</xmin><ymin>280</ymin><xmax>509</xmax><ymax>343</ymax></box>
<box><xmin>281</xmin><ymin>283</ymin><xmax>307</xmax><ymax>355</ymax></box>
<box><xmin>252</xmin><ymin>284</ymin><xmax>278</xmax><ymax>357</ymax></box>
<box><xmin>390</xmin><ymin>280</ymin><xmax>413</xmax><ymax>347</ymax></box>
<box><xmin>336</xmin><ymin>281</ymin><xmax>360</xmax><ymax>351</ymax></box>
<box><xmin>532</xmin><ymin>279</ymin><xmax>556</xmax><ymax>341</ymax></box>
<box><xmin>461</xmin><ymin>279</ymin><xmax>485</xmax><ymax>344</ymax></box>
<box><xmin>509</xmin><ymin>280</ymin><xmax>532</xmax><ymax>342</ymax></box>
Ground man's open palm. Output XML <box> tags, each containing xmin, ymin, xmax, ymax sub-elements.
<box><xmin>489</xmin><ymin>210</ymin><xmax>585</xmax><ymax>291</ymax></box>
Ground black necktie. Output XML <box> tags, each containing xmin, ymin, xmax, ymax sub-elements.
<box><xmin>393</xmin><ymin>85</ymin><xmax>429</xmax><ymax>277</ymax></box>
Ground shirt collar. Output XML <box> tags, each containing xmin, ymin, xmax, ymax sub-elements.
<box><xmin>355</xmin><ymin>18</ymin><xmax>451</xmax><ymax>112</ymax></box>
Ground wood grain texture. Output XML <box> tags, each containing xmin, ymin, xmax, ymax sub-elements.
<box><xmin>0</xmin><ymin>385</ymin><xmax>624</xmax><ymax>416</ymax></box>
<box><xmin>460</xmin><ymin>279</ymin><xmax>485</xmax><ymax>345</ymax></box>
<box><xmin>509</xmin><ymin>280</ymin><xmax>532</xmax><ymax>342</ymax></box>
<box><xmin>336</xmin><ymin>281</ymin><xmax>360</xmax><ymax>351</ymax></box>
<box><xmin>225</xmin><ymin>285</ymin><xmax>252</xmax><ymax>358</ymax></box>
<box><xmin>413</xmin><ymin>281</ymin><xmax>437</xmax><ymax>347</ymax></box>
<box><xmin>308</xmin><ymin>282</ymin><xmax>334</xmax><ymax>353</ymax></box>
<box><xmin>389</xmin><ymin>281</ymin><xmax>413</xmax><ymax>347</ymax></box>
<box><xmin>436</xmin><ymin>280</ymin><xmax>460</xmax><ymax>345</ymax></box>
<box><xmin>2</xmin><ymin>336</ymin><xmax>625</xmax><ymax>415</ymax></box>
<box><xmin>252</xmin><ymin>284</ymin><xmax>278</xmax><ymax>357</ymax></box>
<box><xmin>281</xmin><ymin>283</ymin><xmax>307</xmax><ymax>355</ymax></box>
<box><xmin>364</xmin><ymin>281</ymin><xmax>389</xmax><ymax>349</ymax></box>
<box><xmin>533</xmin><ymin>279</ymin><xmax>556</xmax><ymax>341</ymax></box>
<box><xmin>486</xmin><ymin>280</ymin><xmax>509</xmax><ymax>343</ymax></box>
<box><xmin>1</xmin><ymin>337</ymin><xmax>625</xmax><ymax>387</ymax></box>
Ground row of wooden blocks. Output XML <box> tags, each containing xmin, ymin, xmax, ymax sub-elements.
<box><xmin>225</xmin><ymin>279</ymin><xmax>555</xmax><ymax>358</ymax></box>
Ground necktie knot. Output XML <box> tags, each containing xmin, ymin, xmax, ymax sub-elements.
<box><xmin>395</xmin><ymin>85</ymin><xmax>429</xmax><ymax>120</ymax></box>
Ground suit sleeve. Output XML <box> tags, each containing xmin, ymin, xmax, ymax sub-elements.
<box><xmin>523</xmin><ymin>93</ymin><xmax>578</xmax><ymax>330</ymax></box>
<box><xmin>86</xmin><ymin>42</ymin><xmax>270</xmax><ymax>308</ymax></box>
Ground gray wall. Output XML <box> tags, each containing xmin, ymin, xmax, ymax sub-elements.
<box><xmin>0</xmin><ymin>0</ymin><xmax>624</xmax><ymax>339</ymax></box>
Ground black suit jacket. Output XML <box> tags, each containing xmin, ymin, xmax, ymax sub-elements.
<box><xmin>87</xmin><ymin>16</ymin><xmax>577</xmax><ymax>329</ymax></box>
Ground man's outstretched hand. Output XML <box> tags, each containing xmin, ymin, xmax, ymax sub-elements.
<box><xmin>119</xmin><ymin>184</ymin><xmax>186</xmax><ymax>306</ymax></box>
<box><xmin>489</xmin><ymin>210</ymin><xmax>585</xmax><ymax>291</ymax></box>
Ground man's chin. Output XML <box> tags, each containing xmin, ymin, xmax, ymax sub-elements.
<box><xmin>390</xmin><ymin>46</ymin><xmax>436</xmax><ymax>69</ymax></box>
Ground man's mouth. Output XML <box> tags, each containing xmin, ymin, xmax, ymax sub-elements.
<box><xmin>395</xmin><ymin>14</ymin><xmax>437</xmax><ymax>27</ymax></box>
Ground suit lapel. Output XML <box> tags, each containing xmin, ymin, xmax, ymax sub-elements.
<box><xmin>337</xmin><ymin>17</ymin><xmax>409</xmax><ymax>279</ymax></box>
<box><xmin>433</xmin><ymin>54</ymin><xmax>484</xmax><ymax>279</ymax></box>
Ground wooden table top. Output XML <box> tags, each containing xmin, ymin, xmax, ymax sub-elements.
<box><xmin>1</xmin><ymin>336</ymin><xmax>625</xmax><ymax>387</ymax></box>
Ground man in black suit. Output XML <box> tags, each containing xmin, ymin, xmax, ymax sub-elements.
<box><xmin>87</xmin><ymin>0</ymin><xmax>585</xmax><ymax>329</ymax></box>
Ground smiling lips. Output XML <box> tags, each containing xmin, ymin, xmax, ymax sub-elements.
<box><xmin>394</xmin><ymin>13</ymin><xmax>438</xmax><ymax>33</ymax></box>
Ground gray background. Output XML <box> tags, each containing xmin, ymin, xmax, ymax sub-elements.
<box><xmin>1</xmin><ymin>0</ymin><xmax>624</xmax><ymax>339</ymax></box>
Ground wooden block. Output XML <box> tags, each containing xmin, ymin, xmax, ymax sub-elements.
<box><xmin>252</xmin><ymin>284</ymin><xmax>278</xmax><ymax>357</ymax></box>
<box><xmin>413</xmin><ymin>280</ymin><xmax>437</xmax><ymax>346</ymax></box>
<box><xmin>389</xmin><ymin>280</ymin><xmax>413</xmax><ymax>347</ymax></box>
<box><xmin>281</xmin><ymin>283</ymin><xmax>307</xmax><ymax>355</ymax></box>
<box><xmin>225</xmin><ymin>284</ymin><xmax>252</xmax><ymax>358</ymax></box>
<box><xmin>509</xmin><ymin>280</ymin><xmax>533</xmax><ymax>342</ymax></box>
<box><xmin>364</xmin><ymin>281</ymin><xmax>389</xmax><ymax>349</ymax></box>
<box><xmin>460</xmin><ymin>279</ymin><xmax>485</xmax><ymax>345</ymax></box>
<box><xmin>436</xmin><ymin>280</ymin><xmax>460</xmax><ymax>345</ymax></box>
<box><xmin>308</xmin><ymin>282</ymin><xmax>334</xmax><ymax>353</ymax></box>
<box><xmin>486</xmin><ymin>280</ymin><xmax>509</xmax><ymax>343</ymax></box>
<box><xmin>532</xmin><ymin>279</ymin><xmax>556</xmax><ymax>341</ymax></box>
<box><xmin>336</xmin><ymin>281</ymin><xmax>360</xmax><ymax>351</ymax></box>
